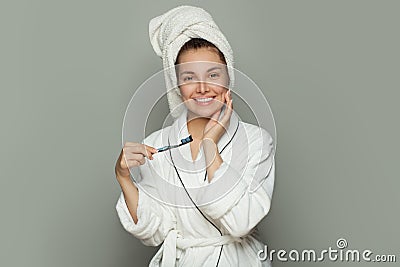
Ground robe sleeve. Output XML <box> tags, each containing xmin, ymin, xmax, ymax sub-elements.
<box><xmin>199</xmin><ymin>127</ymin><xmax>275</xmax><ymax>238</ymax></box>
<box><xmin>115</xmin><ymin>186</ymin><xmax>176</xmax><ymax>246</ymax></box>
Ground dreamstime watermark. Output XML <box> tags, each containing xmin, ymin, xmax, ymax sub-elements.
<box><xmin>257</xmin><ymin>238</ymin><xmax>397</xmax><ymax>263</ymax></box>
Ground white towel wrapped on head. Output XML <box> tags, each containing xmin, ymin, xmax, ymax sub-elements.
<box><xmin>149</xmin><ymin>5</ymin><xmax>235</xmax><ymax>118</ymax></box>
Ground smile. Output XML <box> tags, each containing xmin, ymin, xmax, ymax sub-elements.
<box><xmin>193</xmin><ymin>97</ymin><xmax>215</xmax><ymax>105</ymax></box>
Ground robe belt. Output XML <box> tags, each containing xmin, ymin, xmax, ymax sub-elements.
<box><xmin>160</xmin><ymin>229</ymin><xmax>243</xmax><ymax>267</ymax></box>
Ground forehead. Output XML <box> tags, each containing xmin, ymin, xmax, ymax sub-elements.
<box><xmin>177</xmin><ymin>47</ymin><xmax>225</xmax><ymax>64</ymax></box>
<box><xmin>176</xmin><ymin>61</ymin><xmax>226</xmax><ymax>74</ymax></box>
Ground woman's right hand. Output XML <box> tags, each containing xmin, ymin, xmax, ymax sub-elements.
<box><xmin>115</xmin><ymin>142</ymin><xmax>158</xmax><ymax>179</ymax></box>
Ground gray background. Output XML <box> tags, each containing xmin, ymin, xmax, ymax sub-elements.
<box><xmin>1</xmin><ymin>0</ymin><xmax>399</xmax><ymax>266</ymax></box>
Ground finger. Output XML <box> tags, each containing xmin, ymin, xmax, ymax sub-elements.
<box><xmin>224</xmin><ymin>91</ymin><xmax>233</xmax><ymax>113</ymax></box>
<box><xmin>144</xmin><ymin>144</ymin><xmax>157</xmax><ymax>152</ymax></box>
<box><xmin>126</xmin><ymin>159</ymin><xmax>142</xmax><ymax>168</ymax></box>
<box><xmin>123</xmin><ymin>143</ymin><xmax>142</xmax><ymax>153</ymax></box>
<box><xmin>124</xmin><ymin>141</ymin><xmax>140</xmax><ymax>147</ymax></box>
<box><xmin>210</xmin><ymin>109</ymin><xmax>221</xmax><ymax>122</ymax></box>
<box><xmin>227</xmin><ymin>98</ymin><xmax>233</xmax><ymax>114</ymax></box>
<box><xmin>226</xmin><ymin>90</ymin><xmax>233</xmax><ymax>112</ymax></box>
<box><xmin>221</xmin><ymin>100</ymin><xmax>233</xmax><ymax>126</ymax></box>
<box><xmin>124</xmin><ymin>144</ymin><xmax>155</xmax><ymax>160</ymax></box>
<box><xmin>125</xmin><ymin>144</ymin><xmax>151</xmax><ymax>157</ymax></box>
<box><xmin>139</xmin><ymin>145</ymin><xmax>152</xmax><ymax>160</ymax></box>
<box><xmin>127</xmin><ymin>153</ymin><xmax>145</xmax><ymax>164</ymax></box>
<box><xmin>205</xmin><ymin>110</ymin><xmax>221</xmax><ymax>133</ymax></box>
<box><xmin>120</xmin><ymin>153</ymin><xmax>143</xmax><ymax>168</ymax></box>
<box><xmin>145</xmin><ymin>145</ymin><xmax>158</xmax><ymax>156</ymax></box>
<box><xmin>225</xmin><ymin>90</ymin><xmax>232</xmax><ymax>103</ymax></box>
<box><xmin>222</xmin><ymin>95</ymin><xmax>233</xmax><ymax>114</ymax></box>
<box><xmin>143</xmin><ymin>146</ymin><xmax>156</xmax><ymax>160</ymax></box>
<box><xmin>138</xmin><ymin>157</ymin><xmax>146</xmax><ymax>165</ymax></box>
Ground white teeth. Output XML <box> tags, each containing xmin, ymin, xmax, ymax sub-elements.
<box><xmin>195</xmin><ymin>97</ymin><xmax>213</xmax><ymax>102</ymax></box>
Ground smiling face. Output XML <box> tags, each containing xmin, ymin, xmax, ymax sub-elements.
<box><xmin>175</xmin><ymin>47</ymin><xmax>229</xmax><ymax>119</ymax></box>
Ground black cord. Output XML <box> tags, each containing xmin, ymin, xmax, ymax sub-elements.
<box><xmin>204</xmin><ymin>122</ymin><xmax>240</xmax><ymax>181</ymax></box>
<box><xmin>168</xmin><ymin>143</ymin><xmax>223</xmax><ymax>267</ymax></box>
<box><xmin>169</xmin><ymin>121</ymin><xmax>240</xmax><ymax>267</ymax></box>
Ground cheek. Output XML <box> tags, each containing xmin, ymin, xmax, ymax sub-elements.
<box><xmin>213</xmin><ymin>87</ymin><xmax>228</xmax><ymax>98</ymax></box>
<box><xmin>178</xmin><ymin>87</ymin><xmax>191</xmax><ymax>100</ymax></box>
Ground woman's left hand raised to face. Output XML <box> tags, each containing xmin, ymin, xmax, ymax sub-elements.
<box><xmin>203</xmin><ymin>90</ymin><xmax>233</xmax><ymax>143</ymax></box>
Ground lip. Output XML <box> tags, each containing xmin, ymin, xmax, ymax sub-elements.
<box><xmin>192</xmin><ymin>96</ymin><xmax>216</xmax><ymax>106</ymax></box>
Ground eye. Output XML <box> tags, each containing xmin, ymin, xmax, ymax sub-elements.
<box><xmin>209</xmin><ymin>72</ymin><xmax>220</xmax><ymax>79</ymax></box>
<box><xmin>183</xmin><ymin>76</ymin><xmax>193</xmax><ymax>82</ymax></box>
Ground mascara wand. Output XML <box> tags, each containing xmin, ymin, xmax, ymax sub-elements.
<box><xmin>157</xmin><ymin>135</ymin><xmax>193</xmax><ymax>152</ymax></box>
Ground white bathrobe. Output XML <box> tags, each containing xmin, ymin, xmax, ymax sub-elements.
<box><xmin>116</xmin><ymin>108</ymin><xmax>275</xmax><ymax>266</ymax></box>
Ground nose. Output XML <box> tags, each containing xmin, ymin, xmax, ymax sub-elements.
<box><xmin>197</xmin><ymin>81</ymin><xmax>209</xmax><ymax>94</ymax></box>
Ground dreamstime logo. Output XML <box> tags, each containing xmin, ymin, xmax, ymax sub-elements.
<box><xmin>257</xmin><ymin>238</ymin><xmax>397</xmax><ymax>263</ymax></box>
<box><xmin>336</xmin><ymin>238</ymin><xmax>348</xmax><ymax>249</ymax></box>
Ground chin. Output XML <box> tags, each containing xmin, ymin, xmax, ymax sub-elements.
<box><xmin>187</xmin><ymin>105</ymin><xmax>222</xmax><ymax>119</ymax></box>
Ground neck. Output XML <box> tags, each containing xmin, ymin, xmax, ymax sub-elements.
<box><xmin>186</xmin><ymin>111</ymin><xmax>209</xmax><ymax>140</ymax></box>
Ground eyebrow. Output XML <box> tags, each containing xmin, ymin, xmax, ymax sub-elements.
<box><xmin>179</xmin><ymin>66</ymin><xmax>223</xmax><ymax>77</ymax></box>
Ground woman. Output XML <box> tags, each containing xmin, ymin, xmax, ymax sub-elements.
<box><xmin>115</xmin><ymin>6</ymin><xmax>275</xmax><ymax>267</ymax></box>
